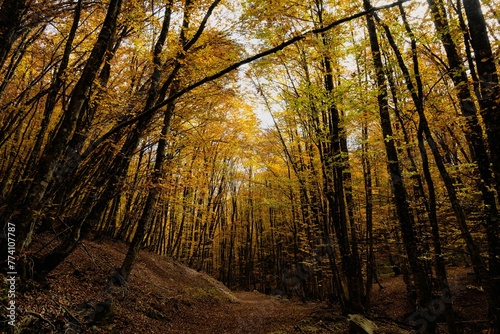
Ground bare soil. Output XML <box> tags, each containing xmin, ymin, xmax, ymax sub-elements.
<box><xmin>1</xmin><ymin>235</ymin><xmax>489</xmax><ymax>333</ymax></box>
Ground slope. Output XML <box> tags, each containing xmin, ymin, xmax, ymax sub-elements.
<box><xmin>4</xmin><ymin>235</ymin><xmax>342</xmax><ymax>333</ymax></box>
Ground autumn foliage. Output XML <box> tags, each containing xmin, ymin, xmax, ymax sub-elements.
<box><xmin>1</xmin><ymin>0</ymin><xmax>499</xmax><ymax>332</ymax></box>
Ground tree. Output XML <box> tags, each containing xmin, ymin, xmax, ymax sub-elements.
<box><xmin>363</xmin><ymin>0</ymin><xmax>434</xmax><ymax>328</ymax></box>
<box><xmin>0</xmin><ymin>0</ymin><xmax>27</xmax><ymax>68</ymax></box>
<box><xmin>2</xmin><ymin>0</ymin><xmax>123</xmax><ymax>253</ymax></box>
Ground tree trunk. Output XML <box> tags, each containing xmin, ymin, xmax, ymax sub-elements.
<box><xmin>363</xmin><ymin>1</ymin><xmax>433</xmax><ymax>330</ymax></box>
<box><xmin>119</xmin><ymin>96</ymin><xmax>176</xmax><ymax>281</ymax></box>
<box><xmin>0</xmin><ymin>0</ymin><xmax>26</xmax><ymax>69</ymax></box>
<box><xmin>21</xmin><ymin>0</ymin><xmax>83</xmax><ymax>191</ymax></box>
<box><xmin>313</xmin><ymin>0</ymin><xmax>364</xmax><ymax>313</ymax></box>
<box><xmin>361</xmin><ymin>109</ymin><xmax>376</xmax><ymax>307</ymax></box>
<box><xmin>463</xmin><ymin>0</ymin><xmax>500</xmax><ymax>200</ymax></box>
<box><xmin>417</xmin><ymin>123</ymin><xmax>458</xmax><ymax>334</ymax></box>
<box><xmin>4</xmin><ymin>0</ymin><xmax>123</xmax><ymax>252</ymax></box>
<box><xmin>462</xmin><ymin>8</ymin><xmax>500</xmax><ymax>324</ymax></box>
<box><xmin>427</xmin><ymin>1</ymin><xmax>500</xmax><ymax>330</ymax></box>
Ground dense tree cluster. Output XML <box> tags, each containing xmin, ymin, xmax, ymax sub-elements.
<box><xmin>1</xmin><ymin>0</ymin><xmax>499</xmax><ymax>332</ymax></box>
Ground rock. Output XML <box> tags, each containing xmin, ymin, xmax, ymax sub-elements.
<box><xmin>348</xmin><ymin>314</ymin><xmax>378</xmax><ymax>334</ymax></box>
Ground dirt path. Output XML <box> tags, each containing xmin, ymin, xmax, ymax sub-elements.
<box><xmin>164</xmin><ymin>291</ymin><xmax>330</xmax><ymax>334</ymax></box>
<box><xmin>9</xmin><ymin>237</ymin><xmax>433</xmax><ymax>333</ymax></box>
<box><xmin>218</xmin><ymin>292</ymin><xmax>318</xmax><ymax>333</ymax></box>
<box><xmin>13</xmin><ymin>237</ymin><xmax>340</xmax><ymax>334</ymax></box>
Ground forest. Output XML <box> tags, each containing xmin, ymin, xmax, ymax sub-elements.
<box><xmin>1</xmin><ymin>0</ymin><xmax>499</xmax><ymax>333</ymax></box>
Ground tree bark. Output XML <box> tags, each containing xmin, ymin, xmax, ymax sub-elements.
<box><xmin>4</xmin><ymin>0</ymin><xmax>123</xmax><ymax>252</ymax></box>
<box><xmin>463</xmin><ymin>0</ymin><xmax>500</xmax><ymax>200</ymax></box>
<box><xmin>119</xmin><ymin>97</ymin><xmax>175</xmax><ymax>281</ymax></box>
<box><xmin>363</xmin><ymin>1</ymin><xmax>433</xmax><ymax>328</ymax></box>
<box><xmin>463</xmin><ymin>0</ymin><xmax>500</xmax><ymax>330</ymax></box>
<box><xmin>427</xmin><ymin>0</ymin><xmax>500</xmax><ymax>330</ymax></box>
<box><xmin>0</xmin><ymin>0</ymin><xmax>26</xmax><ymax>69</ymax></box>
<box><xmin>21</xmin><ymin>0</ymin><xmax>83</xmax><ymax>193</ymax></box>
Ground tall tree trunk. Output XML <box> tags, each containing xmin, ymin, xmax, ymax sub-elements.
<box><xmin>463</xmin><ymin>0</ymin><xmax>500</xmax><ymax>328</ymax></box>
<box><xmin>4</xmin><ymin>0</ymin><xmax>123</xmax><ymax>252</ymax></box>
<box><xmin>34</xmin><ymin>1</ymin><xmax>174</xmax><ymax>277</ymax></box>
<box><xmin>119</xmin><ymin>96</ymin><xmax>176</xmax><ymax>282</ymax></box>
<box><xmin>361</xmin><ymin>107</ymin><xmax>376</xmax><ymax>307</ymax></box>
<box><xmin>0</xmin><ymin>0</ymin><xmax>26</xmax><ymax>69</ymax></box>
<box><xmin>417</xmin><ymin>123</ymin><xmax>458</xmax><ymax>334</ymax></box>
<box><xmin>425</xmin><ymin>0</ymin><xmax>494</xmax><ymax>216</ymax></box>
<box><xmin>427</xmin><ymin>0</ymin><xmax>500</xmax><ymax>330</ymax></box>
<box><xmin>377</xmin><ymin>7</ymin><xmax>476</xmax><ymax>331</ymax></box>
<box><xmin>49</xmin><ymin>0</ymin><xmax>218</xmax><ymax>270</ymax></box>
<box><xmin>463</xmin><ymin>0</ymin><xmax>500</xmax><ymax>200</ymax></box>
<box><xmin>21</xmin><ymin>0</ymin><xmax>83</xmax><ymax>192</ymax></box>
<box><xmin>313</xmin><ymin>0</ymin><xmax>364</xmax><ymax>314</ymax></box>
<box><xmin>363</xmin><ymin>1</ymin><xmax>433</xmax><ymax>330</ymax></box>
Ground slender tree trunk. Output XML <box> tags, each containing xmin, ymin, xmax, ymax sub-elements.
<box><xmin>21</xmin><ymin>0</ymin><xmax>83</xmax><ymax>188</ymax></box>
<box><xmin>312</xmin><ymin>0</ymin><xmax>364</xmax><ymax>313</ymax></box>
<box><xmin>37</xmin><ymin>1</ymin><xmax>176</xmax><ymax>276</ymax></box>
<box><xmin>382</xmin><ymin>0</ymin><xmax>488</xmax><ymax>282</ymax></box>
<box><xmin>119</xmin><ymin>97</ymin><xmax>176</xmax><ymax>281</ymax></box>
<box><xmin>363</xmin><ymin>1</ymin><xmax>434</xmax><ymax>329</ymax></box>
<box><xmin>463</xmin><ymin>0</ymin><xmax>500</xmax><ymax>200</ymax></box>
<box><xmin>361</xmin><ymin>111</ymin><xmax>377</xmax><ymax>307</ymax></box>
<box><xmin>425</xmin><ymin>0</ymin><xmax>493</xmax><ymax>205</ymax></box>
<box><xmin>0</xmin><ymin>0</ymin><xmax>26</xmax><ymax>69</ymax></box>
<box><xmin>4</xmin><ymin>0</ymin><xmax>123</xmax><ymax>252</ymax></box>
<box><xmin>427</xmin><ymin>1</ymin><xmax>500</xmax><ymax>330</ymax></box>
<box><xmin>380</xmin><ymin>8</ymin><xmax>465</xmax><ymax>332</ymax></box>
<box><xmin>417</xmin><ymin>123</ymin><xmax>458</xmax><ymax>334</ymax></box>
<box><xmin>462</xmin><ymin>10</ymin><xmax>500</xmax><ymax>329</ymax></box>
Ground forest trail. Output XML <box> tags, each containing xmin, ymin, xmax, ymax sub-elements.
<box><xmin>9</xmin><ymin>235</ymin><xmax>344</xmax><ymax>333</ymax></box>
<box><xmin>7</xmin><ymin>234</ymin><xmax>486</xmax><ymax>333</ymax></box>
<box><xmin>176</xmin><ymin>291</ymin><xmax>333</xmax><ymax>334</ymax></box>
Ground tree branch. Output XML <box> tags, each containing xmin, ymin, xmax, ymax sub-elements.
<box><xmin>86</xmin><ymin>0</ymin><xmax>411</xmax><ymax>154</ymax></box>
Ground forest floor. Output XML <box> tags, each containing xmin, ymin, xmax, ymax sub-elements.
<box><xmin>1</xmin><ymin>235</ymin><xmax>489</xmax><ymax>333</ymax></box>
